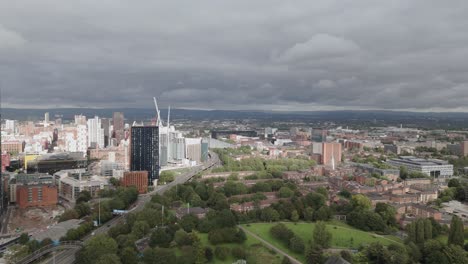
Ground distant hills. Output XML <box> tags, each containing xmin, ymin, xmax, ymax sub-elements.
<box><xmin>1</xmin><ymin>108</ymin><xmax>468</xmax><ymax>129</ymax></box>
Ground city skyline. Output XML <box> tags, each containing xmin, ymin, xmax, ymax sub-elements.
<box><xmin>1</xmin><ymin>1</ymin><xmax>468</xmax><ymax>112</ymax></box>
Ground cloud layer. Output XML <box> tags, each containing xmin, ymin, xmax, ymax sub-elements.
<box><xmin>1</xmin><ymin>0</ymin><xmax>468</xmax><ymax>111</ymax></box>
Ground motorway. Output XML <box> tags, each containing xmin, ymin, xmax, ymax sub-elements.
<box><xmin>36</xmin><ymin>153</ymin><xmax>220</xmax><ymax>264</ymax></box>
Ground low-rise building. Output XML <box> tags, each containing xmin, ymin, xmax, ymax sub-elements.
<box><xmin>121</xmin><ymin>171</ymin><xmax>148</xmax><ymax>194</ymax></box>
<box><xmin>16</xmin><ymin>185</ymin><xmax>57</xmax><ymax>208</ymax></box>
<box><xmin>55</xmin><ymin>170</ymin><xmax>108</xmax><ymax>201</ymax></box>
<box><xmin>387</xmin><ymin>156</ymin><xmax>453</xmax><ymax>178</ymax></box>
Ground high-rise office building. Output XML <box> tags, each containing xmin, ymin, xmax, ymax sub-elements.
<box><xmin>113</xmin><ymin>112</ymin><xmax>125</xmax><ymax>144</ymax></box>
<box><xmin>87</xmin><ymin>116</ymin><xmax>104</xmax><ymax>148</ymax></box>
<box><xmin>101</xmin><ymin>118</ymin><xmax>111</xmax><ymax>147</ymax></box>
<box><xmin>461</xmin><ymin>141</ymin><xmax>468</xmax><ymax>156</ymax></box>
<box><xmin>130</xmin><ymin>126</ymin><xmax>159</xmax><ymax>185</ymax></box>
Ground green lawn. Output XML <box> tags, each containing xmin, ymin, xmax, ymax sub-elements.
<box><xmin>242</xmin><ymin>222</ymin><xmax>403</xmax><ymax>263</ymax></box>
<box><xmin>198</xmin><ymin>232</ymin><xmax>281</xmax><ymax>264</ymax></box>
<box><xmin>435</xmin><ymin>235</ymin><xmax>468</xmax><ymax>245</ymax></box>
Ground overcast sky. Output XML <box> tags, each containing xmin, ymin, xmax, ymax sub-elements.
<box><xmin>1</xmin><ymin>1</ymin><xmax>468</xmax><ymax>111</ymax></box>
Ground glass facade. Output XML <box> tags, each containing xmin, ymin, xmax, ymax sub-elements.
<box><xmin>130</xmin><ymin>126</ymin><xmax>159</xmax><ymax>185</ymax></box>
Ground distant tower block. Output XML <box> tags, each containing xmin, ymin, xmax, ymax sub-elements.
<box><xmin>44</xmin><ymin>112</ymin><xmax>49</xmax><ymax>127</ymax></box>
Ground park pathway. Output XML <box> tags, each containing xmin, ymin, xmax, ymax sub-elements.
<box><xmin>238</xmin><ymin>225</ymin><xmax>303</xmax><ymax>264</ymax></box>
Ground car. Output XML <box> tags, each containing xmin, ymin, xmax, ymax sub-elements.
<box><xmin>107</xmin><ymin>224</ymin><xmax>111</xmax><ymax>227</ymax></box>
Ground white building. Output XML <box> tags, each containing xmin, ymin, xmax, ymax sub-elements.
<box><xmin>387</xmin><ymin>156</ymin><xmax>453</xmax><ymax>178</ymax></box>
<box><xmin>87</xmin><ymin>116</ymin><xmax>104</xmax><ymax>148</ymax></box>
<box><xmin>185</xmin><ymin>138</ymin><xmax>202</xmax><ymax>163</ymax></box>
<box><xmin>77</xmin><ymin>125</ymin><xmax>88</xmax><ymax>154</ymax></box>
<box><xmin>5</xmin><ymin>120</ymin><xmax>17</xmax><ymax>134</ymax></box>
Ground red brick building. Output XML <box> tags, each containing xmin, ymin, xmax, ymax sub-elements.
<box><xmin>122</xmin><ymin>171</ymin><xmax>148</xmax><ymax>194</ymax></box>
<box><xmin>1</xmin><ymin>152</ymin><xmax>10</xmax><ymax>172</ymax></box>
<box><xmin>16</xmin><ymin>185</ymin><xmax>58</xmax><ymax>209</ymax></box>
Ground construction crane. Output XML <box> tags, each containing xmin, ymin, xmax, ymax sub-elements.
<box><xmin>153</xmin><ymin>97</ymin><xmax>163</xmax><ymax>127</ymax></box>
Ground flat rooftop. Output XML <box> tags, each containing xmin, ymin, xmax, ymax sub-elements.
<box><xmin>390</xmin><ymin>156</ymin><xmax>450</xmax><ymax>166</ymax></box>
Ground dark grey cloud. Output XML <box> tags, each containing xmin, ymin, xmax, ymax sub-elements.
<box><xmin>1</xmin><ymin>0</ymin><xmax>468</xmax><ymax>111</ymax></box>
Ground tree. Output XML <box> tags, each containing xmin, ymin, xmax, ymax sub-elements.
<box><xmin>313</xmin><ymin>222</ymin><xmax>332</xmax><ymax>249</ymax></box>
<box><xmin>261</xmin><ymin>207</ymin><xmax>280</xmax><ymax>222</ymax></box>
<box><xmin>215</xmin><ymin>246</ymin><xmax>230</xmax><ymax>260</ymax></box>
<box><xmin>120</xmin><ymin>247</ymin><xmax>138</xmax><ymax>264</ymax></box>
<box><xmin>159</xmin><ymin>170</ymin><xmax>176</xmax><ymax>183</ymax></box>
<box><xmin>424</xmin><ymin>218</ymin><xmax>433</xmax><ymax>240</ymax></box>
<box><xmin>291</xmin><ymin>210</ymin><xmax>299</xmax><ymax>223</ymax></box>
<box><xmin>448</xmin><ymin>215</ymin><xmax>464</xmax><ymax>247</ymax></box>
<box><xmin>289</xmin><ymin>235</ymin><xmax>305</xmax><ymax>253</ymax></box>
<box><xmin>150</xmin><ymin>228</ymin><xmax>173</xmax><ymax>248</ymax></box>
<box><xmin>306</xmin><ymin>245</ymin><xmax>324</xmax><ymax>264</ymax></box>
<box><xmin>282</xmin><ymin>256</ymin><xmax>292</xmax><ymax>264</ymax></box>
<box><xmin>174</xmin><ymin>229</ymin><xmax>192</xmax><ymax>246</ymax></box>
<box><xmin>304</xmin><ymin>193</ymin><xmax>326</xmax><ymax>209</ymax></box>
<box><xmin>142</xmin><ymin>247</ymin><xmax>176</xmax><ymax>264</ymax></box>
<box><xmin>314</xmin><ymin>206</ymin><xmax>332</xmax><ymax>221</ymax></box>
<box><xmin>304</xmin><ymin>207</ymin><xmax>314</xmax><ymax>221</ymax></box>
<box><xmin>59</xmin><ymin>209</ymin><xmax>80</xmax><ymax>222</ymax></box>
<box><xmin>76</xmin><ymin>190</ymin><xmax>92</xmax><ymax>203</ymax></box>
<box><xmin>316</xmin><ymin>187</ymin><xmax>328</xmax><ymax>198</ymax></box>
<box><xmin>77</xmin><ymin>234</ymin><xmax>118</xmax><ymax>264</ymax></box>
<box><xmin>18</xmin><ymin>233</ymin><xmax>29</xmax><ymax>244</ymax></box>
<box><xmin>351</xmin><ymin>194</ymin><xmax>372</xmax><ymax>210</ymax></box>
<box><xmin>95</xmin><ymin>254</ymin><xmax>121</xmax><ymax>264</ymax></box>
<box><xmin>204</xmin><ymin>247</ymin><xmax>214</xmax><ymax>262</ymax></box>
<box><xmin>448</xmin><ymin>178</ymin><xmax>461</xmax><ymax>188</ymax></box>
<box><xmin>131</xmin><ymin>221</ymin><xmax>150</xmax><ymax>239</ymax></box>
<box><xmin>278</xmin><ymin>187</ymin><xmax>294</xmax><ymax>198</ymax></box>
<box><xmin>40</xmin><ymin>238</ymin><xmax>53</xmax><ymax>248</ymax></box>
<box><xmin>180</xmin><ymin>214</ymin><xmax>200</xmax><ymax>232</ymax></box>
<box><xmin>75</xmin><ymin>203</ymin><xmax>91</xmax><ymax>217</ymax></box>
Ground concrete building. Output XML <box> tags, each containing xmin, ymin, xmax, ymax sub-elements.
<box><xmin>87</xmin><ymin>116</ymin><xmax>104</xmax><ymax>148</ymax></box>
<box><xmin>5</xmin><ymin>120</ymin><xmax>17</xmax><ymax>134</ymax></box>
<box><xmin>461</xmin><ymin>141</ymin><xmax>468</xmax><ymax>156</ymax></box>
<box><xmin>322</xmin><ymin>142</ymin><xmax>342</xmax><ymax>169</ymax></box>
<box><xmin>74</xmin><ymin>115</ymin><xmax>87</xmax><ymax>126</ymax></box>
<box><xmin>44</xmin><ymin>112</ymin><xmax>50</xmax><ymax>127</ymax></box>
<box><xmin>387</xmin><ymin>156</ymin><xmax>453</xmax><ymax>178</ymax></box>
<box><xmin>121</xmin><ymin>171</ymin><xmax>148</xmax><ymax>194</ymax></box>
<box><xmin>185</xmin><ymin>138</ymin><xmax>202</xmax><ymax>163</ymax></box>
<box><xmin>76</xmin><ymin>125</ymin><xmax>88</xmax><ymax>154</ymax></box>
<box><xmin>56</xmin><ymin>170</ymin><xmax>108</xmax><ymax>201</ymax></box>
<box><xmin>113</xmin><ymin>112</ymin><xmax>125</xmax><ymax>144</ymax></box>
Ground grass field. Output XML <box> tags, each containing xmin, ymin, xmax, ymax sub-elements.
<box><xmin>242</xmin><ymin>221</ymin><xmax>403</xmax><ymax>263</ymax></box>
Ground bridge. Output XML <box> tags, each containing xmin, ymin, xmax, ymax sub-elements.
<box><xmin>16</xmin><ymin>241</ymin><xmax>83</xmax><ymax>264</ymax></box>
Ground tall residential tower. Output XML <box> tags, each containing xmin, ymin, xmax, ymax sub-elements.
<box><xmin>130</xmin><ymin>126</ymin><xmax>159</xmax><ymax>185</ymax></box>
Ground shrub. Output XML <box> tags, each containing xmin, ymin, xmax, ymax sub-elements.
<box><xmin>215</xmin><ymin>246</ymin><xmax>230</xmax><ymax>260</ymax></box>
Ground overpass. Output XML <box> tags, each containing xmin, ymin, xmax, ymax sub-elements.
<box><xmin>16</xmin><ymin>241</ymin><xmax>83</xmax><ymax>264</ymax></box>
<box><xmin>17</xmin><ymin>152</ymin><xmax>220</xmax><ymax>264</ymax></box>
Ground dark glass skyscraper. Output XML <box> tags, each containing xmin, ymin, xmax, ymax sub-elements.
<box><xmin>130</xmin><ymin>126</ymin><xmax>159</xmax><ymax>185</ymax></box>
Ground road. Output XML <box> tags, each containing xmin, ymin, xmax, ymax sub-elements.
<box><xmin>239</xmin><ymin>225</ymin><xmax>303</xmax><ymax>264</ymax></box>
<box><xmin>39</xmin><ymin>248</ymin><xmax>80</xmax><ymax>264</ymax></box>
<box><xmin>38</xmin><ymin>152</ymin><xmax>220</xmax><ymax>264</ymax></box>
<box><xmin>0</xmin><ymin>206</ymin><xmax>13</xmax><ymax>234</ymax></box>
